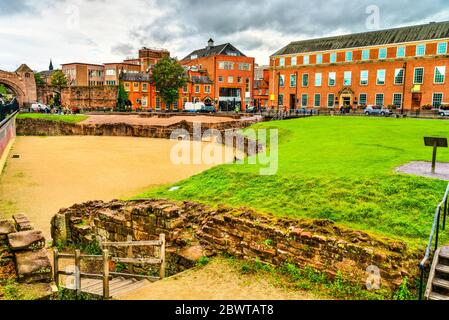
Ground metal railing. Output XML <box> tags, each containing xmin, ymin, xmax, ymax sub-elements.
<box><xmin>0</xmin><ymin>98</ymin><xmax>19</xmax><ymax>123</ymax></box>
<box><xmin>418</xmin><ymin>182</ymin><xmax>449</xmax><ymax>300</ymax></box>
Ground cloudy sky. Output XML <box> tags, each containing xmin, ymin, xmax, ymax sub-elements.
<box><xmin>1</xmin><ymin>0</ymin><xmax>448</xmax><ymax>72</ymax></box>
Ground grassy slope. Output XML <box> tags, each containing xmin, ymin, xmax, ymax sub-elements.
<box><xmin>17</xmin><ymin>113</ymin><xmax>88</xmax><ymax>123</ymax></box>
<box><xmin>135</xmin><ymin>117</ymin><xmax>449</xmax><ymax>248</ymax></box>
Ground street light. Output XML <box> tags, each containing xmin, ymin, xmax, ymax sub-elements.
<box><xmin>401</xmin><ymin>62</ymin><xmax>407</xmax><ymax>116</ymax></box>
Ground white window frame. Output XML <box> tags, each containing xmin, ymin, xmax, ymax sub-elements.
<box><xmin>433</xmin><ymin>93</ymin><xmax>444</xmax><ymax>108</ymax></box>
<box><xmin>327</xmin><ymin>93</ymin><xmax>335</xmax><ymax>108</ymax></box>
<box><xmin>392</xmin><ymin>93</ymin><xmax>403</xmax><ymax>108</ymax></box>
<box><xmin>279</xmin><ymin>75</ymin><xmax>285</xmax><ymax>87</ymax></box>
<box><xmin>437</xmin><ymin>42</ymin><xmax>448</xmax><ymax>55</ymax></box>
<box><xmin>345</xmin><ymin>51</ymin><xmax>353</xmax><ymax>62</ymax></box>
<box><xmin>314</xmin><ymin>93</ymin><xmax>321</xmax><ymax>108</ymax></box>
<box><xmin>362</xmin><ymin>49</ymin><xmax>370</xmax><ymax>61</ymax></box>
<box><xmin>330</xmin><ymin>53</ymin><xmax>337</xmax><ymax>63</ymax></box>
<box><xmin>360</xmin><ymin>70</ymin><xmax>369</xmax><ymax>86</ymax></box>
<box><xmin>375</xmin><ymin>93</ymin><xmax>385</xmax><ymax>106</ymax></box>
<box><xmin>279</xmin><ymin>57</ymin><xmax>285</xmax><ymax>67</ymax></box>
<box><xmin>316</xmin><ymin>54</ymin><xmax>323</xmax><ymax>64</ymax></box>
<box><xmin>434</xmin><ymin>66</ymin><xmax>446</xmax><ymax>84</ymax></box>
<box><xmin>290</xmin><ymin>74</ymin><xmax>297</xmax><ymax>87</ymax></box>
<box><xmin>315</xmin><ymin>73</ymin><xmax>322</xmax><ymax>87</ymax></box>
<box><xmin>396</xmin><ymin>46</ymin><xmax>406</xmax><ymax>58</ymax></box>
<box><xmin>378</xmin><ymin>48</ymin><xmax>387</xmax><ymax>59</ymax></box>
<box><xmin>394</xmin><ymin>68</ymin><xmax>405</xmax><ymax>85</ymax></box>
<box><xmin>328</xmin><ymin>72</ymin><xmax>336</xmax><ymax>87</ymax></box>
<box><xmin>301</xmin><ymin>94</ymin><xmax>308</xmax><ymax>107</ymax></box>
<box><xmin>302</xmin><ymin>73</ymin><xmax>309</xmax><ymax>87</ymax></box>
<box><xmin>413</xmin><ymin>67</ymin><xmax>424</xmax><ymax>84</ymax></box>
<box><xmin>376</xmin><ymin>69</ymin><xmax>386</xmax><ymax>85</ymax></box>
<box><xmin>359</xmin><ymin>93</ymin><xmax>368</xmax><ymax>106</ymax></box>
<box><xmin>416</xmin><ymin>44</ymin><xmax>426</xmax><ymax>56</ymax></box>
<box><xmin>303</xmin><ymin>55</ymin><xmax>310</xmax><ymax>65</ymax></box>
<box><xmin>343</xmin><ymin>71</ymin><xmax>352</xmax><ymax>86</ymax></box>
<box><xmin>291</xmin><ymin>56</ymin><xmax>297</xmax><ymax>66</ymax></box>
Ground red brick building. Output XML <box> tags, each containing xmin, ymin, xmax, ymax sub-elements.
<box><xmin>253</xmin><ymin>67</ymin><xmax>269</xmax><ymax>109</ymax></box>
<box><xmin>181</xmin><ymin>39</ymin><xmax>255</xmax><ymax>111</ymax></box>
<box><xmin>270</xmin><ymin>21</ymin><xmax>449</xmax><ymax>111</ymax></box>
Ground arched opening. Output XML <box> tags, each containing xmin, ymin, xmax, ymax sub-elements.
<box><xmin>204</xmin><ymin>97</ymin><xmax>213</xmax><ymax>106</ymax></box>
<box><xmin>0</xmin><ymin>80</ymin><xmax>25</xmax><ymax>106</ymax></box>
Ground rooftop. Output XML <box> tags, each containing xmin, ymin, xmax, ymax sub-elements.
<box><xmin>273</xmin><ymin>21</ymin><xmax>449</xmax><ymax>56</ymax></box>
<box><xmin>120</xmin><ymin>72</ymin><xmax>151</xmax><ymax>82</ymax></box>
<box><xmin>182</xmin><ymin>41</ymin><xmax>246</xmax><ymax>61</ymax></box>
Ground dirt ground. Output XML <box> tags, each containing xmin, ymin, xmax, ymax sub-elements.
<box><xmin>81</xmin><ymin>114</ymin><xmax>249</xmax><ymax>126</ymax></box>
<box><xmin>116</xmin><ymin>257</ymin><xmax>323</xmax><ymax>300</ymax></box>
<box><xmin>0</xmin><ymin>136</ymin><xmax>234</xmax><ymax>239</ymax></box>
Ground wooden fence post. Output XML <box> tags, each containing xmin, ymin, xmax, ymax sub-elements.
<box><xmin>75</xmin><ymin>249</ymin><xmax>81</xmax><ymax>297</ymax></box>
<box><xmin>127</xmin><ymin>235</ymin><xmax>134</xmax><ymax>274</ymax></box>
<box><xmin>103</xmin><ymin>249</ymin><xmax>110</xmax><ymax>300</ymax></box>
<box><xmin>159</xmin><ymin>234</ymin><xmax>166</xmax><ymax>279</ymax></box>
<box><xmin>53</xmin><ymin>249</ymin><xmax>59</xmax><ymax>287</ymax></box>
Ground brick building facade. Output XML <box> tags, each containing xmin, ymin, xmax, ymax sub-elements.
<box><xmin>269</xmin><ymin>21</ymin><xmax>449</xmax><ymax>111</ymax></box>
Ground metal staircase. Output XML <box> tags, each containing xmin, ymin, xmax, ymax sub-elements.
<box><xmin>426</xmin><ymin>246</ymin><xmax>449</xmax><ymax>300</ymax></box>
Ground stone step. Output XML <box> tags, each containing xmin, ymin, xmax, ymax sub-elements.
<box><xmin>81</xmin><ymin>277</ymin><xmax>123</xmax><ymax>293</ymax></box>
<box><xmin>440</xmin><ymin>247</ymin><xmax>449</xmax><ymax>261</ymax></box>
<box><xmin>436</xmin><ymin>264</ymin><xmax>449</xmax><ymax>275</ymax></box>
<box><xmin>13</xmin><ymin>214</ymin><xmax>34</xmax><ymax>231</ymax></box>
<box><xmin>8</xmin><ymin>230</ymin><xmax>45</xmax><ymax>251</ymax></box>
<box><xmin>0</xmin><ymin>220</ymin><xmax>16</xmax><ymax>236</ymax></box>
<box><xmin>433</xmin><ymin>278</ymin><xmax>449</xmax><ymax>290</ymax></box>
<box><xmin>15</xmin><ymin>249</ymin><xmax>52</xmax><ymax>283</ymax></box>
<box><xmin>429</xmin><ymin>292</ymin><xmax>449</xmax><ymax>300</ymax></box>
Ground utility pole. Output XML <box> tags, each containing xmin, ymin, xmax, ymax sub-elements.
<box><xmin>401</xmin><ymin>62</ymin><xmax>407</xmax><ymax>116</ymax></box>
<box><xmin>277</xmin><ymin>72</ymin><xmax>281</xmax><ymax>112</ymax></box>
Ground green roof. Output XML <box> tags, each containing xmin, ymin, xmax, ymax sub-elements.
<box><xmin>273</xmin><ymin>21</ymin><xmax>449</xmax><ymax>56</ymax></box>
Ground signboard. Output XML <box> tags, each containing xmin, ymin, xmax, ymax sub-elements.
<box><xmin>270</xmin><ymin>94</ymin><xmax>275</xmax><ymax>101</ymax></box>
<box><xmin>424</xmin><ymin>137</ymin><xmax>448</xmax><ymax>174</ymax></box>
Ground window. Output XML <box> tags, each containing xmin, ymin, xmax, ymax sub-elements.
<box><xmin>278</xmin><ymin>94</ymin><xmax>284</xmax><ymax>106</ymax></box>
<box><xmin>437</xmin><ymin>42</ymin><xmax>448</xmax><ymax>55</ymax></box>
<box><xmin>416</xmin><ymin>44</ymin><xmax>426</xmax><ymax>56</ymax></box>
<box><xmin>183</xmin><ymin>85</ymin><xmax>188</xmax><ymax>93</ymax></box>
<box><xmin>343</xmin><ymin>71</ymin><xmax>352</xmax><ymax>85</ymax></box>
<box><xmin>205</xmin><ymin>85</ymin><xmax>211</xmax><ymax>94</ymax></box>
<box><xmin>219</xmin><ymin>61</ymin><xmax>234</xmax><ymax>70</ymax></box>
<box><xmin>228</xmin><ymin>76</ymin><xmax>234</xmax><ymax>83</ymax></box>
<box><xmin>302</xmin><ymin>74</ymin><xmax>309</xmax><ymax>87</ymax></box>
<box><xmin>303</xmin><ymin>55</ymin><xmax>309</xmax><ymax>65</ymax></box>
<box><xmin>434</xmin><ymin>66</ymin><xmax>446</xmax><ymax>84</ymax></box>
<box><xmin>359</xmin><ymin>93</ymin><xmax>367</xmax><ymax>106</ymax></box>
<box><xmin>314</xmin><ymin>94</ymin><xmax>321</xmax><ymax>107</ymax></box>
<box><xmin>106</xmin><ymin>69</ymin><xmax>116</xmax><ymax>76</ymax></box>
<box><xmin>316</xmin><ymin>54</ymin><xmax>323</xmax><ymax>64</ymax></box>
<box><xmin>238</xmin><ymin>63</ymin><xmax>251</xmax><ymax>70</ymax></box>
<box><xmin>291</xmin><ymin>57</ymin><xmax>297</xmax><ymax>66</ymax></box>
<box><xmin>246</xmin><ymin>78</ymin><xmax>250</xmax><ymax>93</ymax></box>
<box><xmin>376</xmin><ymin>70</ymin><xmax>386</xmax><ymax>85</ymax></box>
<box><xmin>378</xmin><ymin>48</ymin><xmax>387</xmax><ymax>59</ymax></box>
<box><xmin>330</xmin><ymin>53</ymin><xmax>337</xmax><ymax>63</ymax></box>
<box><xmin>237</xmin><ymin>76</ymin><xmax>242</xmax><ymax>84</ymax></box>
<box><xmin>393</xmin><ymin>93</ymin><xmax>403</xmax><ymax>107</ymax></box>
<box><xmin>173</xmin><ymin>100</ymin><xmax>178</xmax><ymax>110</ymax></box>
<box><xmin>195</xmin><ymin>85</ymin><xmax>200</xmax><ymax>93</ymax></box>
<box><xmin>433</xmin><ymin>93</ymin><xmax>443</xmax><ymax>108</ymax></box>
<box><xmin>290</xmin><ymin>74</ymin><xmax>297</xmax><ymax>87</ymax></box>
<box><xmin>142</xmin><ymin>95</ymin><xmax>148</xmax><ymax>107</ymax></box>
<box><xmin>156</xmin><ymin>97</ymin><xmax>161</xmax><ymax>110</ymax></box>
<box><xmin>360</xmin><ymin>70</ymin><xmax>369</xmax><ymax>85</ymax></box>
<box><xmin>124</xmin><ymin>82</ymin><xmax>130</xmax><ymax>92</ymax></box>
<box><xmin>327</xmin><ymin>94</ymin><xmax>335</xmax><ymax>108</ymax></box>
<box><xmin>191</xmin><ymin>54</ymin><xmax>198</xmax><ymax>60</ymax></box>
<box><xmin>328</xmin><ymin>72</ymin><xmax>336</xmax><ymax>86</ymax></box>
<box><xmin>414</xmin><ymin>68</ymin><xmax>424</xmax><ymax>84</ymax></box>
<box><xmin>279</xmin><ymin>58</ymin><xmax>285</xmax><ymax>67</ymax></box>
<box><xmin>394</xmin><ymin>69</ymin><xmax>405</xmax><ymax>85</ymax></box>
<box><xmin>375</xmin><ymin>93</ymin><xmax>384</xmax><ymax>106</ymax></box>
<box><xmin>301</xmin><ymin>94</ymin><xmax>308</xmax><ymax>107</ymax></box>
<box><xmin>279</xmin><ymin>75</ymin><xmax>285</xmax><ymax>87</ymax></box>
<box><xmin>218</xmin><ymin>76</ymin><xmax>224</xmax><ymax>83</ymax></box>
<box><xmin>362</xmin><ymin>49</ymin><xmax>370</xmax><ymax>61</ymax></box>
<box><xmin>315</xmin><ymin>73</ymin><xmax>322</xmax><ymax>87</ymax></box>
<box><xmin>397</xmin><ymin>46</ymin><xmax>406</xmax><ymax>58</ymax></box>
<box><xmin>345</xmin><ymin>51</ymin><xmax>353</xmax><ymax>62</ymax></box>
<box><xmin>142</xmin><ymin>83</ymin><xmax>148</xmax><ymax>92</ymax></box>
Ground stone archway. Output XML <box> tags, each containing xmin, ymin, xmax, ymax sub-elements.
<box><xmin>338</xmin><ymin>86</ymin><xmax>355</xmax><ymax>107</ymax></box>
<box><xmin>0</xmin><ymin>64</ymin><xmax>37</xmax><ymax>107</ymax></box>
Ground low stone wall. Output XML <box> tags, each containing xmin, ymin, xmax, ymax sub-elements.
<box><xmin>51</xmin><ymin>199</ymin><xmax>421</xmax><ymax>290</ymax></box>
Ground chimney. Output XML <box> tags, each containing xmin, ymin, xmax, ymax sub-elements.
<box><xmin>207</xmin><ymin>38</ymin><xmax>214</xmax><ymax>49</ymax></box>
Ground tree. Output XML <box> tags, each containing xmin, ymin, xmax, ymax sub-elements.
<box><xmin>34</xmin><ymin>73</ymin><xmax>45</xmax><ymax>87</ymax></box>
<box><xmin>151</xmin><ymin>58</ymin><xmax>187</xmax><ymax>109</ymax></box>
<box><xmin>51</xmin><ymin>70</ymin><xmax>68</xmax><ymax>93</ymax></box>
<box><xmin>117</xmin><ymin>81</ymin><xmax>129</xmax><ymax>111</ymax></box>
<box><xmin>0</xmin><ymin>84</ymin><xmax>8</xmax><ymax>96</ymax></box>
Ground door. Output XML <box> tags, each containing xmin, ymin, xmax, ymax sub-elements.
<box><xmin>290</xmin><ymin>94</ymin><xmax>296</xmax><ymax>110</ymax></box>
<box><xmin>412</xmin><ymin>93</ymin><xmax>422</xmax><ymax>110</ymax></box>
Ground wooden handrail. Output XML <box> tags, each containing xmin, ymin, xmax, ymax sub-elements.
<box><xmin>101</xmin><ymin>240</ymin><xmax>162</xmax><ymax>247</ymax></box>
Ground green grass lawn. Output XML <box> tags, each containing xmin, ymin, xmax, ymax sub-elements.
<box><xmin>17</xmin><ymin>113</ymin><xmax>88</xmax><ymax>123</ymax></box>
<box><xmin>135</xmin><ymin>117</ymin><xmax>449</xmax><ymax>248</ymax></box>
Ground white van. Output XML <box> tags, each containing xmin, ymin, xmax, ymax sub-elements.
<box><xmin>184</xmin><ymin>102</ymin><xmax>205</xmax><ymax>113</ymax></box>
<box><xmin>31</xmin><ymin>102</ymin><xmax>49</xmax><ymax>112</ymax></box>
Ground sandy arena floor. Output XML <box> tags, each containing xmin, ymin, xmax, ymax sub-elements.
<box><xmin>0</xmin><ymin>136</ymin><xmax>234</xmax><ymax>239</ymax></box>
<box><xmin>81</xmin><ymin>114</ymin><xmax>248</xmax><ymax>126</ymax></box>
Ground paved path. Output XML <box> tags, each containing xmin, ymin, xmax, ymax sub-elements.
<box><xmin>396</xmin><ymin>161</ymin><xmax>449</xmax><ymax>181</ymax></box>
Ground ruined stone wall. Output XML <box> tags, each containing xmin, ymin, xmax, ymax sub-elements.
<box><xmin>61</xmin><ymin>86</ymin><xmax>118</xmax><ymax>110</ymax></box>
<box><xmin>52</xmin><ymin>199</ymin><xmax>421</xmax><ymax>289</ymax></box>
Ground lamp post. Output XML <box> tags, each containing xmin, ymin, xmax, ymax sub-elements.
<box><xmin>401</xmin><ymin>62</ymin><xmax>407</xmax><ymax>115</ymax></box>
<box><xmin>277</xmin><ymin>72</ymin><xmax>281</xmax><ymax>112</ymax></box>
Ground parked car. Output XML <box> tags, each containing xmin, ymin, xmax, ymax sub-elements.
<box><xmin>30</xmin><ymin>102</ymin><xmax>49</xmax><ymax>112</ymax></box>
<box><xmin>438</xmin><ymin>106</ymin><xmax>449</xmax><ymax>117</ymax></box>
<box><xmin>246</xmin><ymin>106</ymin><xmax>256</xmax><ymax>113</ymax></box>
<box><xmin>200</xmin><ymin>105</ymin><xmax>216</xmax><ymax>113</ymax></box>
<box><xmin>364</xmin><ymin>105</ymin><xmax>392</xmax><ymax>116</ymax></box>
<box><xmin>184</xmin><ymin>102</ymin><xmax>205</xmax><ymax>113</ymax></box>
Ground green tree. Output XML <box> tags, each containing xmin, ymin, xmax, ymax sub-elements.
<box><xmin>0</xmin><ymin>84</ymin><xmax>8</xmax><ymax>96</ymax></box>
<box><xmin>34</xmin><ymin>73</ymin><xmax>45</xmax><ymax>87</ymax></box>
<box><xmin>151</xmin><ymin>58</ymin><xmax>187</xmax><ymax>110</ymax></box>
<box><xmin>117</xmin><ymin>81</ymin><xmax>129</xmax><ymax>112</ymax></box>
<box><xmin>51</xmin><ymin>70</ymin><xmax>68</xmax><ymax>93</ymax></box>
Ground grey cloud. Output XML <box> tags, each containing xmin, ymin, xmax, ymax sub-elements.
<box><xmin>0</xmin><ymin>0</ymin><xmax>35</xmax><ymax>16</ymax></box>
<box><xmin>111</xmin><ymin>43</ymin><xmax>135</xmax><ymax>56</ymax></box>
<box><xmin>130</xmin><ymin>0</ymin><xmax>449</xmax><ymax>55</ymax></box>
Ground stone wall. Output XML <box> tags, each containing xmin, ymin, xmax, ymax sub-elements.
<box><xmin>0</xmin><ymin>214</ymin><xmax>52</xmax><ymax>284</ymax></box>
<box><xmin>51</xmin><ymin>199</ymin><xmax>421</xmax><ymax>290</ymax></box>
<box><xmin>61</xmin><ymin>86</ymin><xmax>118</xmax><ymax>110</ymax></box>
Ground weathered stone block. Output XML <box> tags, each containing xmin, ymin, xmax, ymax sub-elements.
<box><xmin>15</xmin><ymin>249</ymin><xmax>52</xmax><ymax>283</ymax></box>
<box><xmin>0</xmin><ymin>219</ymin><xmax>16</xmax><ymax>235</ymax></box>
<box><xmin>8</xmin><ymin>230</ymin><xmax>45</xmax><ymax>251</ymax></box>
